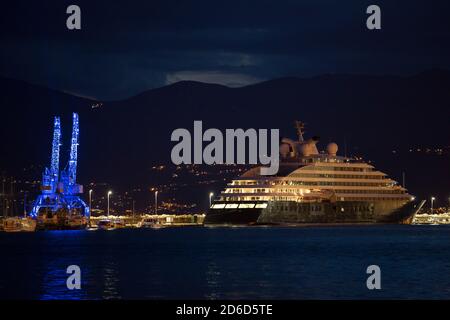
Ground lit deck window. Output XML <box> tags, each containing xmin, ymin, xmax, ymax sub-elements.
<box><xmin>238</xmin><ymin>203</ymin><xmax>255</xmax><ymax>209</ymax></box>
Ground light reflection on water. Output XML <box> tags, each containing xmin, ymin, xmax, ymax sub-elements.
<box><xmin>36</xmin><ymin>230</ymin><xmax>123</xmax><ymax>300</ymax></box>
<box><xmin>40</xmin><ymin>259</ymin><xmax>87</xmax><ymax>300</ymax></box>
<box><xmin>1</xmin><ymin>226</ymin><xmax>450</xmax><ymax>299</ymax></box>
<box><xmin>102</xmin><ymin>262</ymin><xmax>121</xmax><ymax>299</ymax></box>
<box><xmin>205</xmin><ymin>261</ymin><xmax>220</xmax><ymax>300</ymax></box>
<box><xmin>38</xmin><ymin>230</ymin><xmax>90</xmax><ymax>300</ymax></box>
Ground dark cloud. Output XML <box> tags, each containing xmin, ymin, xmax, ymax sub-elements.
<box><xmin>1</xmin><ymin>0</ymin><xmax>450</xmax><ymax>99</ymax></box>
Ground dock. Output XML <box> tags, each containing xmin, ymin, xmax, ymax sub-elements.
<box><xmin>413</xmin><ymin>212</ymin><xmax>450</xmax><ymax>225</ymax></box>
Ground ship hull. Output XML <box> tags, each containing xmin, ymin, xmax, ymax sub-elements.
<box><xmin>204</xmin><ymin>200</ymin><xmax>423</xmax><ymax>226</ymax></box>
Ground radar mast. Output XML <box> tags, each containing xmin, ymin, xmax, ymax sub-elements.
<box><xmin>294</xmin><ymin>120</ymin><xmax>305</xmax><ymax>142</ymax></box>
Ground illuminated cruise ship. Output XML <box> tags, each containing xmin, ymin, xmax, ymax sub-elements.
<box><xmin>205</xmin><ymin>122</ymin><xmax>425</xmax><ymax>225</ymax></box>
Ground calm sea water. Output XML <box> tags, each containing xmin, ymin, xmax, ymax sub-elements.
<box><xmin>1</xmin><ymin>225</ymin><xmax>450</xmax><ymax>300</ymax></box>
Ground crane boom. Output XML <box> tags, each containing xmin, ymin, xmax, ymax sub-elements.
<box><xmin>50</xmin><ymin>116</ymin><xmax>62</xmax><ymax>187</ymax></box>
<box><xmin>68</xmin><ymin>113</ymin><xmax>79</xmax><ymax>185</ymax></box>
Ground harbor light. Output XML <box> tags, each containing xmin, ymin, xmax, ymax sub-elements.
<box><xmin>431</xmin><ymin>196</ymin><xmax>436</xmax><ymax>212</ymax></box>
<box><xmin>209</xmin><ymin>192</ymin><xmax>214</xmax><ymax>207</ymax></box>
<box><xmin>89</xmin><ymin>189</ymin><xmax>93</xmax><ymax>210</ymax></box>
<box><xmin>107</xmin><ymin>190</ymin><xmax>113</xmax><ymax>216</ymax></box>
<box><xmin>155</xmin><ymin>190</ymin><xmax>158</xmax><ymax>215</ymax></box>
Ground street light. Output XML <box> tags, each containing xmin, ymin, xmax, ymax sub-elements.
<box><xmin>23</xmin><ymin>191</ymin><xmax>28</xmax><ymax>218</ymax></box>
<box><xmin>107</xmin><ymin>190</ymin><xmax>113</xmax><ymax>216</ymax></box>
<box><xmin>209</xmin><ymin>192</ymin><xmax>214</xmax><ymax>208</ymax></box>
<box><xmin>155</xmin><ymin>190</ymin><xmax>158</xmax><ymax>215</ymax></box>
<box><xmin>89</xmin><ymin>189</ymin><xmax>93</xmax><ymax>210</ymax></box>
<box><xmin>431</xmin><ymin>196</ymin><xmax>436</xmax><ymax>213</ymax></box>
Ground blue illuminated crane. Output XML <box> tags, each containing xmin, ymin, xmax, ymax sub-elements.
<box><xmin>30</xmin><ymin>113</ymin><xmax>89</xmax><ymax>220</ymax></box>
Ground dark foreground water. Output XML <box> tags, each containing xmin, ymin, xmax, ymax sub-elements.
<box><xmin>1</xmin><ymin>225</ymin><xmax>450</xmax><ymax>300</ymax></box>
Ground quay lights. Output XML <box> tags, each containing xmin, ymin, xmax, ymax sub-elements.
<box><xmin>209</xmin><ymin>192</ymin><xmax>214</xmax><ymax>207</ymax></box>
<box><xmin>107</xmin><ymin>190</ymin><xmax>113</xmax><ymax>216</ymax></box>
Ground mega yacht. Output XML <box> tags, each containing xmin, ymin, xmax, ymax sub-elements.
<box><xmin>205</xmin><ymin>121</ymin><xmax>425</xmax><ymax>225</ymax></box>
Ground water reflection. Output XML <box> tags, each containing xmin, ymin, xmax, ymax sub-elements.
<box><xmin>2</xmin><ymin>226</ymin><xmax>450</xmax><ymax>299</ymax></box>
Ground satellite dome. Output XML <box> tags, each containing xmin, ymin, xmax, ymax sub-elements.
<box><xmin>327</xmin><ymin>142</ymin><xmax>338</xmax><ymax>156</ymax></box>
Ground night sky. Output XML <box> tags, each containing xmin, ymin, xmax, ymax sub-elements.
<box><xmin>1</xmin><ymin>0</ymin><xmax>450</xmax><ymax>100</ymax></box>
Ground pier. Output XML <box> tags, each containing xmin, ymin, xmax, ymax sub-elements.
<box><xmin>89</xmin><ymin>214</ymin><xmax>205</xmax><ymax>228</ymax></box>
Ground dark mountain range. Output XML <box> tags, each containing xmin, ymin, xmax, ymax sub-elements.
<box><xmin>1</xmin><ymin>70</ymin><xmax>449</xmax><ymax>207</ymax></box>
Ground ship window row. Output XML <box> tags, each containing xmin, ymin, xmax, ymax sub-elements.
<box><xmin>301</xmin><ymin>166</ymin><xmax>372</xmax><ymax>172</ymax></box>
<box><xmin>338</xmin><ymin>189</ymin><xmax>404</xmax><ymax>194</ymax></box>
<box><xmin>225</xmin><ymin>181</ymin><xmax>393</xmax><ymax>193</ymax></box>
<box><xmin>294</xmin><ymin>181</ymin><xmax>392</xmax><ymax>187</ymax></box>
<box><xmin>273</xmin><ymin>204</ymin><xmax>324</xmax><ymax>212</ymax></box>
<box><xmin>219</xmin><ymin>195</ymin><xmax>407</xmax><ymax>203</ymax></box>
<box><xmin>220</xmin><ymin>191</ymin><xmax>407</xmax><ymax>202</ymax></box>
<box><xmin>273</xmin><ymin>204</ymin><xmax>373</xmax><ymax>213</ymax></box>
<box><xmin>290</xmin><ymin>173</ymin><xmax>384</xmax><ymax>180</ymax></box>
<box><xmin>231</xmin><ymin>181</ymin><xmax>257</xmax><ymax>185</ymax></box>
<box><xmin>340</xmin><ymin>197</ymin><xmax>408</xmax><ymax>201</ymax></box>
<box><xmin>211</xmin><ymin>203</ymin><xmax>268</xmax><ymax>209</ymax></box>
<box><xmin>230</xmin><ymin>178</ymin><xmax>386</xmax><ymax>186</ymax></box>
<box><xmin>224</xmin><ymin>188</ymin><xmax>404</xmax><ymax>197</ymax></box>
<box><xmin>300</xmin><ymin>158</ymin><xmax>350</xmax><ymax>164</ymax></box>
<box><xmin>221</xmin><ymin>196</ymin><xmax>294</xmax><ymax>201</ymax></box>
<box><xmin>225</xmin><ymin>184</ymin><xmax>400</xmax><ymax>194</ymax></box>
<box><xmin>226</xmin><ymin>188</ymin><xmax>269</xmax><ymax>193</ymax></box>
